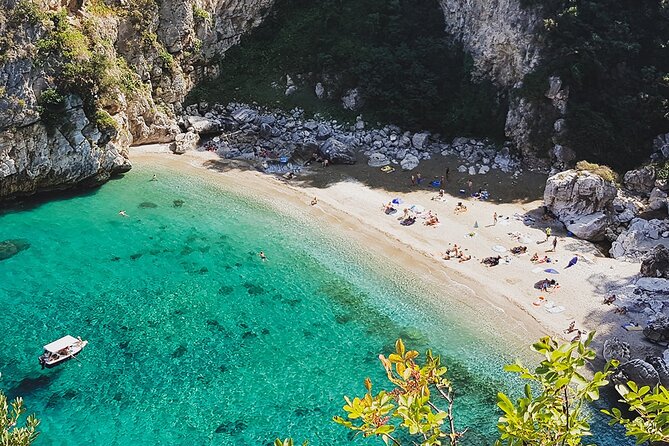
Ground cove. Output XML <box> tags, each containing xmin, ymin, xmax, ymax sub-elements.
<box><xmin>0</xmin><ymin>161</ymin><xmax>627</xmax><ymax>445</ymax></box>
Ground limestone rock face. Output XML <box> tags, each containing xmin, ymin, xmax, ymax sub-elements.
<box><xmin>170</xmin><ymin>131</ymin><xmax>199</xmax><ymax>154</ymax></box>
<box><xmin>641</xmin><ymin>245</ymin><xmax>669</xmax><ymax>279</ymax></box>
<box><xmin>624</xmin><ymin>166</ymin><xmax>656</xmax><ymax>196</ymax></box>
<box><xmin>603</xmin><ymin>337</ymin><xmax>631</xmax><ymax>363</ymax></box>
<box><xmin>0</xmin><ymin>0</ymin><xmax>274</xmax><ymax>201</ymax></box>
<box><xmin>0</xmin><ymin>96</ymin><xmax>130</xmax><ymax>200</ymax></box>
<box><xmin>543</xmin><ymin>169</ymin><xmax>617</xmax><ymax>241</ymax></box>
<box><xmin>610</xmin><ymin>218</ymin><xmax>669</xmax><ymax>260</ymax></box>
<box><xmin>438</xmin><ymin>0</ymin><xmax>543</xmax><ymax>86</ymax></box>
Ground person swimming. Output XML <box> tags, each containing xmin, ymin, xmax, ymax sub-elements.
<box><xmin>118</xmin><ymin>210</ymin><xmax>128</xmax><ymax>217</ymax></box>
<box><xmin>259</xmin><ymin>251</ymin><xmax>267</xmax><ymax>261</ymax></box>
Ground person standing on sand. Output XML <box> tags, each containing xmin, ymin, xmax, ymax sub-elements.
<box><xmin>551</xmin><ymin>236</ymin><xmax>558</xmax><ymax>252</ymax></box>
<box><xmin>493</xmin><ymin>212</ymin><xmax>498</xmax><ymax>226</ymax></box>
<box><xmin>411</xmin><ymin>175</ymin><xmax>416</xmax><ymax>186</ymax></box>
<box><xmin>467</xmin><ymin>179</ymin><xmax>473</xmax><ymax>195</ymax></box>
<box><xmin>440</xmin><ymin>176</ymin><xmax>445</xmax><ymax>188</ymax></box>
<box><xmin>417</xmin><ymin>173</ymin><xmax>422</xmax><ymax>185</ymax></box>
<box><xmin>545</xmin><ymin>227</ymin><xmax>552</xmax><ymax>241</ymax></box>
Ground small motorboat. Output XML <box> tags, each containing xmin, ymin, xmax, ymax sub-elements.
<box><xmin>38</xmin><ymin>335</ymin><xmax>88</xmax><ymax>369</ymax></box>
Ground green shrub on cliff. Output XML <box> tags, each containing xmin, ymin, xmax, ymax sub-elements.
<box><xmin>575</xmin><ymin>160</ymin><xmax>618</xmax><ymax>183</ymax></box>
<box><xmin>188</xmin><ymin>0</ymin><xmax>507</xmax><ymax>140</ymax></box>
<box><xmin>522</xmin><ymin>0</ymin><xmax>669</xmax><ymax>171</ymax></box>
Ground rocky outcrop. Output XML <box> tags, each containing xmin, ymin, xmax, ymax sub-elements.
<box><xmin>641</xmin><ymin>245</ymin><xmax>669</xmax><ymax>279</ymax></box>
<box><xmin>0</xmin><ymin>0</ymin><xmax>274</xmax><ymax>201</ymax></box>
<box><xmin>610</xmin><ymin>218</ymin><xmax>669</xmax><ymax>260</ymax></box>
<box><xmin>0</xmin><ymin>96</ymin><xmax>130</xmax><ymax>199</ymax></box>
<box><xmin>624</xmin><ymin>166</ymin><xmax>656</xmax><ymax>196</ymax></box>
<box><xmin>438</xmin><ymin>0</ymin><xmax>543</xmax><ymax>86</ymax></box>
<box><xmin>543</xmin><ymin>169</ymin><xmax>617</xmax><ymax>241</ymax></box>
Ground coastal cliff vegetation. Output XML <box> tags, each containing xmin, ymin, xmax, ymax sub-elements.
<box><xmin>521</xmin><ymin>0</ymin><xmax>669</xmax><ymax>171</ymax></box>
<box><xmin>187</xmin><ymin>0</ymin><xmax>508</xmax><ymax>140</ymax></box>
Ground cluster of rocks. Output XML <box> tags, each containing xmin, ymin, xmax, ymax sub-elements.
<box><xmin>601</xmin><ymin>246</ymin><xmax>669</xmax><ymax>388</ymax></box>
<box><xmin>174</xmin><ymin>102</ymin><xmax>522</xmax><ymax>176</ymax></box>
<box><xmin>543</xmin><ymin>135</ymin><xmax>669</xmax><ymax>260</ymax></box>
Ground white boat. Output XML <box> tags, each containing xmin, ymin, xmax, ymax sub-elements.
<box><xmin>38</xmin><ymin>335</ymin><xmax>88</xmax><ymax>369</ymax></box>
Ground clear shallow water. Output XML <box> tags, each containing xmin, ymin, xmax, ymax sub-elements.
<box><xmin>0</xmin><ymin>163</ymin><xmax>627</xmax><ymax>445</ymax></box>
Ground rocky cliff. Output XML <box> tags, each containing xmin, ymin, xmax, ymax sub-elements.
<box><xmin>0</xmin><ymin>0</ymin><xmax>273</xmax><ymax>201</ymax></box>
<box><xmin>438</xmin><ymin>0</ymin><xmax>561</xmax><ymax>163</ymax></box>
<box><xmin>438</xmin><ymin>0</ymin><xmax>543</xmax><ymax>87</ymax></box>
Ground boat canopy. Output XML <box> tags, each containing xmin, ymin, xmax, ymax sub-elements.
<box><xmin>43</xmin><ymin>335</ymin><xmax>79</xmax><ymax>353</ymax></box>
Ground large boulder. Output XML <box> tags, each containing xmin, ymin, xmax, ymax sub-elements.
<box><xmin>169</xmin><ymin>131</ymin><xmax>199</xmax><ymax>154</ymax></box>
<box><xmin>367</xmin><ymin>153</ymin><xmax>390</xmax><ymax>168</ymax></box>
<box><xmin>610</xmin><ymin>218</ymin><xmax>669</xmax><ymax>260</ymax></box>
<box><xmin>618</xmin><ymin>359</ymin><xmax>661</xmax><ymax>387</ymax></box>
<box><xmin>636</xmin><ymin>277</ymin><xmax>669</xmax><ymax>294</ymax></box>
<box><xmin>565</xmin><ymin>212</ymin><xmax>609</xmax><ymax>242</ymax></box>
<box><xmin>644</xmin><ymin>315</ymin><xmax>669</xmax><ymax>345</ymax></box>
<box><xmin>641</xmin><ymin>245</ymin><xmax>669</xmax><ymax>279</ymax></box>
<box><xmin>544</xmin><ymin>170</ymin><xmax>617</xmax><ymax>222</ymax></box>
<box><xmin>400</xmin><ymin>154</ymin><xmax>420</xmax><ymax>171</ymax></box>
<box><xmin>411</xmin><ymin>133</ymin><xmax>429</xmax><ymax>150</ymax></box>
<box><xmin>185</xmin><ymin>116</ymin><xmax>219</xmax><ymax>135</ymax></box>
<box><xmin>603</xmin><ymin>337</ymin><xmax>631</xmax><ymax>363</ymax></box>
<box><xmin>341</xmin><ymin>88</ymin><xmax>364</xmax><ymax>111</ymax></box>
<box><xmin>319</xmin><ymin>138</ymin><xmax>356</xmax><ymax>164</ymax></box>
<box><xmin>624</xmin><ymin>166</ymin><xmax>656</xmax><ymax>196</ymax></box>
<box><xmin>646</xmin><ymin>356</ymin><xmax>669</xmax><ymax>387</ymax></box>
<box><xmin>649</xmin><ymin>187</ymin><xmax>668</xmax><ymax>211</ymax></box>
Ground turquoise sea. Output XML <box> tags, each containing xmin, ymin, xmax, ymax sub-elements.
<box><xmin>0</xmin><ymin>161</ymin><xmax>628</xmax><ymax>445</ymax></box>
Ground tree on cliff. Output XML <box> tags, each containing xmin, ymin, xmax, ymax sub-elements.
<box><xmin>0</xmin><ymin>386</ymin><xmax>39</xmax><ymax>446</ymax></box>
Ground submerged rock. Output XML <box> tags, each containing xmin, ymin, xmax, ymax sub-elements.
<box><xmin>0</xmin><ymin>239</ymin><xmax>30</xmax><ymax>261</ymax></box>
<box><xmin>138</xmin><ymin>202</ymin><xmax>158</xmax><ymax>208</ymax></box>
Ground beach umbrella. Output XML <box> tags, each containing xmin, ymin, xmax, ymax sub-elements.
<box><xmin>392</xmin><ymin>198</ymin><xmax>403</xmax><ymax>205</ymax></box>
<box><xmin>474</xmin><ymin>221</ymin><xmax>479</xmax><ymax>228</ymax></box>
<box><xmin>544</xmin><ymin>268</ymin><xmax>560</xmax><ymax>274</ymax></box>
<box><xmin>565</xmin><ymin>256</ymin><xmax>578</xmax><ymax>269</ymax></box>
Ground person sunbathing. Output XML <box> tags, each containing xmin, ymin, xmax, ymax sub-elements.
<box><xmin>432</xmin><ymin>189</ymin><xmax>445</xmax><ymax>201</ymax></box>
<box><xmin>482</xmin><ymin>255</ymin><xmax>501</xmax><ymax>267</ymax></box>
<box><xmin>510</xmin><ymin>246</ymin><xmax>527</xmax><ymax>255</ymax></box>
<box><xmin>442</xmin><ymin>252</ymin><xmax>451</xmax><ymax>260</ymax></box>
<box><xmin>613</xmin><ymin>306</ymin><xmax>627</xmax><ymax>315</ymax></box>
<box><xmin>603</xmin><ymin>295</ymin><xmax>616</xmax><ymax>305</ymax></box>
<box><xmin>400</xmin><ymin>216</ymin><xmax>416</xmax><ymax>226</ymax></box>
<box><xmin>458</xmin><ymin>254</ymin><xmax>471</xmax><ymax>263</ymax></box>
<box><xmin>425</xmin><ymin>215</ymin><xmax>439</xmax><ymax>226</ymax></box>
<box><xmin>564</xmin><ymin>321</ymin><xmax>577</xmax><ymax>334</ymax></box>
<box><xmin>530</xmin><ymin>252</ymin><xmax>539</xmax><ymax>262</ymax></box>
<box><xmin>383</xmin><ymin>202</ymin><xmax>396</xmax><ymax>214</ymax></box>
<box><xmin>454</xmin><ymin>202</ymin><xmax>468</xmax><ymax>214</ymax></box>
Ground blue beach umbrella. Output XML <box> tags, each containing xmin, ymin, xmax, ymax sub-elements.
<box><xmin>544</xmin><ymin>268</ymin><xmax>560</xmax><ymax>274</ymax></box>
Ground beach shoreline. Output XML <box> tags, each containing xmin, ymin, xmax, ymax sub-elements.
<box><xmin>130</xmin><ymin>145</ymin><xmax>647</xmax><ymax>358</ymax></box>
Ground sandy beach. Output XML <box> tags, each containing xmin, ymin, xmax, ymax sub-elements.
<box><xmin>130</xmin><ymin>145</ymin><xmax>648</xmax><ymax>358</ymax></box>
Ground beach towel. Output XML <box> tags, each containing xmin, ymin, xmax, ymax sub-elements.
<box><xmin>622</xmin><ymin>323</ymin><xmax>643</xmax><ymax>331</ymax></box>
<box><xmin>544</xmin><ymin>268</ymin><xmax>560</xmax><ymax>274</ymax></box>
<box><xmin>545</xmin><ymin>301</ymin><xmax>565</xmax><ymax>313</ymax></box>
<box><xmin>566</xmin><ymin>256</ymin><xmax>578</xmax><ymax>268</ymax></box>
<box><xmin>409</xmin><ymin>204</ymin><xmax>425</xmax><ymax>214</ymax></box>
<box><xmin>492</xmin><ymin>245</ymin><xmax>507</xmax><ymax>253</ymax></box>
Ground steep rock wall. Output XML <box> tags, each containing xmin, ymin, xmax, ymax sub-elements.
<box><xmin>438</xmin><ymin>0</ymin><xmax>557</xmax><ymax>162</ymax></box>
<box><xmin>438</xmin><ymin>0</ymin><xmax>543</xmax><ymax>86</ymax></box>
<box><xmin>0</xmin><ymin>0</ymin><xmax>273</xmax><ymax>201</ymax></box>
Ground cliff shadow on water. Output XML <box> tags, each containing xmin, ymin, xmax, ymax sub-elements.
<box><xmin>187</xmin><ymin>0</ymin><xmax>509</xmax><ymax>142</ymax></box>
